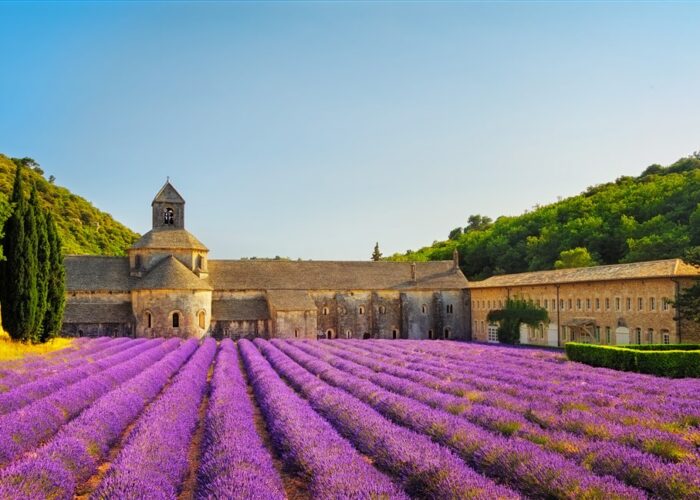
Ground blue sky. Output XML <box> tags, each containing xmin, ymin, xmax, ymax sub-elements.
<box><xmin>1</xmin><ymin>1</ymin><xmax>699</xmax><ymax>259</ymax></box>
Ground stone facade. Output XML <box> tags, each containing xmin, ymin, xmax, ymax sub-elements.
<box><xmin>61</xmin><ymin>182</ymin><xmax>699</xmax><ymax>344</ymax></box>
<box><xmin>62</xmin><ymin>182</ymin><xmax>470</xmax><ymax>340</ymax></box>
<box><xmin>469</xmin><ymin>260</ymin><xmax>700</xmax><ymax>346</ymax></box>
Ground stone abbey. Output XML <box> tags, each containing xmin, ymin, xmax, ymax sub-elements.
<box><xmin>62</xmin><ymin>182</ymin><xmax>700</xmax><ymax>345</ymax></box>
<box><xmin>62</xmin><ymin>182</ymin><xmax>470</xmax><ymax>340</ymax></box>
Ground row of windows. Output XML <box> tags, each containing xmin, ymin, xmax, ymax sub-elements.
<box><xmin>473</xmin><ymin>296</ymin><xmax>672</xmax><ymax>313</ymax></box>
<box><xmin>561</xmin><ymin>326</ymin><xmax>672</xmax><ymax>345</ymax></box>
<box><xmin>476</xmin><ymin>320</ymin><xmax>673</xmax><ymax>345</ymax></box>
<box><xmin>316</xmin><ymin>327</ymin><xmax>452</xmax><ymax>340</ymax></box>
<box><xmin>144</xmin><ymin>310</ymin><xmax>206</xmax><ymax>329</ymax></box>
<box><xmin>321</xmin><ymin>304</ymin><xmax>455</xmax><ymax>316</ymax></box>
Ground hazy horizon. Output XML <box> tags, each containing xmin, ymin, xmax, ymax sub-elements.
<box><xmin>1</xmin><ymin>2</ymin><xmax>699</xmax><ymax>259</ymax></box>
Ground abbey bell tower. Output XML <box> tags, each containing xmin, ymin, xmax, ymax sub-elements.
<box><xmin>152</xmin><ymin>181</ymin><xmax>185</xmax><ymax>230</ymax></box>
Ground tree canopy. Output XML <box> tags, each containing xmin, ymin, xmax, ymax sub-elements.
<box><xmin>554</xmin><ymin>247</ymin><xmax>598</xmax><ymax>269</ymax></box>
<box><xmin>487</xmin><ymin>298</ymin><xmax>549</xmax><ymax>344</ymax></box>
<box><xmin>388</xmin><ymin>155</ymin><xmax>700</xmax><ymax>280</ymax></box>
<box><xmin>0</xmin><ymin>154</ymin><xmax>139</xmax><ymax>258</ymax></box>
<box><xmin>674</xmin><ymin>246</ymin><xmax>700</xmax><ymax>324</ymax></box>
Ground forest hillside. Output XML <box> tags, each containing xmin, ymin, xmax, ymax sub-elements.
<box><xmin>388</xmin><ymin>155</ymin><xmax>700</xmax><ymax>280</ymax></box>
<box><xmin>0</xmin><ymin>155</ymin><xmax>139</xmax><ymax>257</ymax></box>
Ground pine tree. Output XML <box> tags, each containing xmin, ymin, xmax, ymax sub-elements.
<box><xmin>0</xmin><ymin>165</ymin><xmax>38</xmax><ymax>341</ymax></box>
<box><xmin>41</xmin><ymin>213</ymin><xmax>65</xmax><ymax>341</ymax></box>
<box><xmin>30</xmin><ymin>184</ymin><xmax>50</xmax><ymax>341</ymax></box>
<box><xmin>372</xmin><ymin>242</ymin><xmax>382</xmax><ymax>262</ymax></box>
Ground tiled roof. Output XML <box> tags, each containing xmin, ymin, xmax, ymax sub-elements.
<box><xmin>130</xmin><ymin>228</ymin><xmax>208</xmax><ymax>251</ymax></box>
<box><xmin>65</xmin><ymin>257</ymin><xmax>468</xmax><ymax>292</ymax></box>
<box><xmin>63</xmin><ymin>302</ymin><xmax>134</xmax><ymax>323</ymax></box>
<box><xmin>212</xmin><ymin>297</ymin><xmax>270</xmax><ymax>320</ymax></box>
<box><xmin>207</xmin><ymin>260</ymin><xmax>468</xmax><ymax>290</ymax></box>
<box><xmin>65</xmin><ymin>256</ymin><xmax>133</xmax><ymax>292</ymax></box>
<box><xmin>266</xmin><ymin>290</ymin><xmax>316</xmax><ymax>311</ymax></box>
<box><xmin>132</xmin><ymin>255</ymin><xmax>213</xmax><ymax>291</ymax></box>
<box><xmin>152</xmin><ymin>181</ymin><xmax>185</xmax><ymax>205</ymax></box>
<box><xmin>468</xmin><ymin>259</ymin><xmax>700</xmax><ymax>289</ymax></box>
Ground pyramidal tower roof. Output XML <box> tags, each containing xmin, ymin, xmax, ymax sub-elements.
<box><xmin>133</xmin><ymin>255</ymin><xmax>212</xmax><ymax>290</ymax></box>
<box><xmin>152</xmin><ymin>180</ymin><xmax>185</xmax><ymax>205</ymax></box>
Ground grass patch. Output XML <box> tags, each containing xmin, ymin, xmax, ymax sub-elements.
<box><xmin>0</xmin><ymin>330</ymin><xmax>73</xmax><ymax>361</ymax></box>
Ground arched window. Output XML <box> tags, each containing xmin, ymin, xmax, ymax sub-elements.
<box><xmin>346</xmin><ymin>329</ymin><xmax>352</xmax><ymax>339</ymax></box>
<box><xmin>326</xmin><ymin>329</ymin><xmax>334</xmax><ymax>339</ymax></box>
<box><xmin>392</xmin><ymin>329</ymin><xmax>398</xmax><ymax>339</ymax></box>
<box><xmin>379</xmin><ymin>305</ymin><xmax>386</xmax><ymax>314</ymax></box>
<box><xmin>428</xmin><ymin>329</ymin><xmax>434</xmax><ymax>339</ymax></box>
<box><xmin>444</xmin><ymin>327</ymin><xmax>450</xmax><ymax>339</ymax></box>
<box><xmin>421</xmin><ymin>304</ymin><xmax>427</xmax><ymax>314</ymax></box>
<box><xmin>294</xmin><ymin>329</ymin><xmax>299</xmax><ymax>338</ymax></box>
<box><xmin>164</xmin><ymin>207</ymin><xmax>174</xmax><ymax>225</ymax></box>
<box><xmin>647</xmin><ymin>328</ymin><xmax>654</xmax><ymax>344</ymax></box>
<box><xmin>322</xmin><ymin>306</ymin><xmax>329</xmax><ymax>316</ymax></box>
<box><xmin>172</xmin><ymin>312</ymin><xmax>180</xmax><ymax>328</ymax></box>
<box><xmin>146</xmin><ymin>311</ymin><xmax>152</xmax><ymax>329</ymax></box>
<box><xmin>359</xmin><ymin>306</ymin><xmax>365</xmax><ymax>315</ymax></box>
<box><xmin>198</xmin><ymin>311</ymin><xmax>205</xmax><ymax>329</ymax></box>
<box><xmin>446</xmin><ymin>304</ymin><xmax>453</xmax><ymax>314</ymax></box>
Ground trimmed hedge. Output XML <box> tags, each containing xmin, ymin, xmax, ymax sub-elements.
<box><xmin>565</xmin><ymin>342</ymin><xmax>700</xmax><ymax>378</ymax></box>
<box><xmin>624</xmin><ymin>344</ymin><xmax>700</xmax><ymax>351</ymax></box>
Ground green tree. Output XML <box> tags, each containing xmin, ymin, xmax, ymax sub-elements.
<box><xmin>674</xmin><ymin>247</ymin><xmax>700</xmax><ymax>323</ymax></box>
<box><xmin>0</xmin><ymin>165</ymin><xmax>38</xmax><ymax>341</ymax></box>
<box><xmin>371</xmin><ymin>242</ymin><xmax>382</xmax><ymax>261</ymax></box>
<box><xmin>554</xmin><ymin>247</ymin><xmax>598</xmax><ymax>269</ymax></box>
<box><xmin>30</xmin><ymin>183</ymin><xmax>50</xmax><ymax>341</ymax></box>
<box><xmin>487</xmin><ymin>297</ymin><xmax>549</xmax><ymax>344</ymax></box>
<box><xmin>448</xmin><ymin>227</ymin><xmax>463</xmax><ymax>240</ymax></box>
<box><xmin>41</xmin><ymin>213</ymin><xmax>65</xmax><ymax>341</ymax></box>
<box><xmin>466</xmin><ymin>214</ymin><xmax>493</xmax><ymax>232</ymax></box>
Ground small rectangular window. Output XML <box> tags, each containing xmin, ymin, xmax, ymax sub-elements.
<box><xmin>586</xmin><ymin>298</ymin><xmax>591</xmax><ymax>310</ymax></box>
<box><xmin>544</xmin><ymin>299</ymin><xmax>548</xmax><ymax>309</ymax></box>
<box><xmin>568</xmin><ymin>299</ymin><xmax>573</xmax><ymax>310</ymax></box>
<box><xmin>650</xmin><ymin>297</ymin><xmax>656</xmax><ymax>311</ymax></box>
<box><xmin>560</xmin><ymin>299</ymin><xmax>564</xmax><ymax>310</ymax></box>
<box><xmin>615</xmin><ymin>297</ymin><xmax>621</xmax><ymax>311</ymax></box>
<box><xmin>638</xmin><ymin>297</ymin><xmax>643</xmax><ymax>311</ymax></box>
<box><xmin>626</xmin><ymin>298</ymin><xmax>632</xmax><ymax>311</ymax></box>
<box><xmin>577</xmin><ymin>299</ymin><xmax>582</xmax><ymax>310</ymax></box>
<box><xmin>595</xmin><ymin>298</ymin><xmax>600</xmax><ymax>310</ymax></box>
<box><xmin>605</xmin><ymin>326</ymin><xmax>611</xmax><ymax>344</ymax></box>
<box><xmin>662</xmin><ymin>299</ymin><xmax>669</xmax><ymax>311</ymax></box>
<box><xmin>605</xmin><ymin>298</ymin><xmax>610</xmax><ymax>311</ymax></box>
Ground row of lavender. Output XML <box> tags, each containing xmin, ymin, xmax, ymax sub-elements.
<box><xmin>3</xmin><ymin>335</ymin><xmax>700</xmax><ymax>498</ymax></box>
<box><xmin>277</xmin><ymin>339</ymin><xmax>700</xmax><ymax>498</ymax></box>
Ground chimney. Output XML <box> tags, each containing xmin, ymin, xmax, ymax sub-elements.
<box><xmin>411</xmin><ymin>262</ymin><xmax>417</xmax><ymax>282</ymax></box>
<box><xmin>453</xmin><ymin>248</ymin><xmax>459</xmax><ymax>270</ymax></box>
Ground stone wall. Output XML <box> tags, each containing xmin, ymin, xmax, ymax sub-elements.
<box><xmin>131</xmin><ymin>288</ymin><xmax>211</xmax><ymax>338</ymax></box>
<box><xmin>471</xmin><ymin>278</ymin><xmax>682</xmax><ymax>345</ymax></box>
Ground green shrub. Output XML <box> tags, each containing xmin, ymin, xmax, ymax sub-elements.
<box><xmin>565</xmin><ymin>343</ymin><xmax>700</xmax><ymax>378</ymax></box>
<box><xmin>624</xmin><ymin>344</ymin><xmax>700</xmax><ymax>351</ymax></box>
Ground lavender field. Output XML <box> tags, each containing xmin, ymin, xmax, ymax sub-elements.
<box><xmin>1</xmin><ymin>337</ymin><xmax>699</xmax><ymax>499</ymax></box>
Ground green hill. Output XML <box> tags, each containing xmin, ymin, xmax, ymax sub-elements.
<box><xmin>388</xmin><ymin>155</ymin><xmax>700</xmax><ymax>280</ymax></box>
<box><xmin>0</xmin><ymin>155</ymin><xmax>139</xmax><ymax>256</ymax></box>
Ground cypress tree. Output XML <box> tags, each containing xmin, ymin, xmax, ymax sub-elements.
<box><xmin>41</xmin><ymin>213</ymin><xmax>65</xmax><ymax>341</ymax></box>
<box><xmin>22</xmin><ymin>181</ymin><xmax>40</xmax><ymax>342</ymax></box>
<box><xmin>30</xmin><ymin>184</ymin><xmax>50</xmax><ymax>341</ymax></box>
<box><xmin>0</xmin><ymin>164</ymin><xmax>38</xmax><ymax>341</ymax></box>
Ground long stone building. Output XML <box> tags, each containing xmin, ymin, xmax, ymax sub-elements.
<box><xmin>62</xmin><ymin>182</ymin><xmax>471</xmax><ymax>340</ymax></box>
<box><xmin>469</xmin><ymin>260</ymin><xmax>700</xmax><ymax>346</ymax></box>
